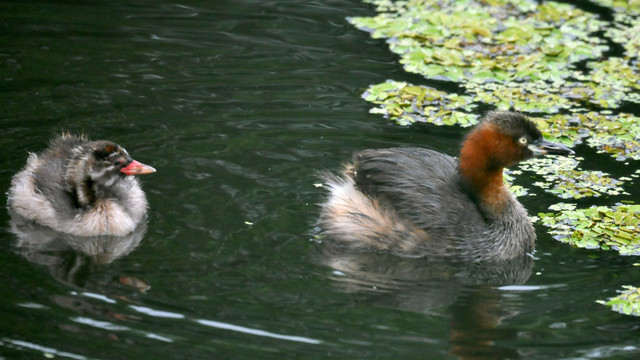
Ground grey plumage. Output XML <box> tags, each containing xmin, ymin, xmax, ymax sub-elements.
<box><xmin>318</xmin><ymin>111</ymin><xmax>574</xmax><ymax>262</ymax></box>
<box><xmin>8</xmin><ymin>134</ymin><xmax>152</xmax><ymax>237</ymax></box>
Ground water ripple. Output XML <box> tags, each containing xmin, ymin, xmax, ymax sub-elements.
<box><xmin>195</xmin><ymin>319</ymin><xmax>322</xmax><ymax>345</ymax></box>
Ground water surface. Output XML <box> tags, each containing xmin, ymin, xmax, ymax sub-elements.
<box><xmin>1</xmin><ymin>1</ymin><xmax>639</xmax><ymax>359</ymax></box>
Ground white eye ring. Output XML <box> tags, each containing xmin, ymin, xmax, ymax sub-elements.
<box><xmin>519</xmin><ymin>137</ymin><xmax>528</xmax><ymax>145</ymax></box>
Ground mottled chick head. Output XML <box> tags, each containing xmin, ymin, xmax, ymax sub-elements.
<box><xmin>90</xmin><ymin>141</ymin><xmax>155</xmax><ymax>182</ymax></box>
<box><xmin>67</xmin><ymin>140</ymin><xmax>155</xmax><ymax>190</ymax></box>
<box><xmin>88</xmin><ymin>141</ymin><xmax>131</xmax><ymax>184</ymax></box>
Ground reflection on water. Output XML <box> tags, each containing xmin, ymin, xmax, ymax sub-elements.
<box><xmin>321</xmin><ymin>246</ymin><xmax>533</xmax><ymax>289</ymax></box>
<box><xmin>449</xmin><ymin>291</ymin><xmax>521</xmax><ymax>360</ymax></box>
<box><xmin>10</xmin><ymin>217</ymin><xmax>147</xmax><ymax>288</ymax></box>
<box><xmin>318</xmin><ymin>246</ymin><xmax>534</xmax><ymax>358</ymax></box>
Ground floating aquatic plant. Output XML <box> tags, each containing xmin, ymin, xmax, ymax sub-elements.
<box><xmin>504</xmin><ymin>170</ymin><xmax>530</xmax><ymax>198</ymax></box>
<box><xmin>590</xmin><ymin>0</ymin><xmax>640</xmax><ymax>15</ymax></box>
<box><xmin>350</xmin><ymin>0</ymin><xmax>607</xmax><ymax>84</ymax></box>
<box><xmin>363</xmin><ymin>81</ymin><xmax>478</xmax><ymax>126</ymax></box>
<box><xmin>597</xmin><ymin>285</ymin><xmax>640</xmax><ymax>317</ymax></box>
<box><xmin>527</xmin><ymin>112</ymin><xmax>640</xmax><ymax>161</ymax></box>
<box><xmin>468</xmin><ymin>83</ymin><xmax>573</xmax><ymax>114</ymax></box>
<box><xmin>579</xmin><ymin>112</ymin><xmax>640</xmax><ymax>161</ymax></box>
<box><xmin>539</xmin><ymin>204</ymin><xmax>640</xmax><ymax>255</ymax></box>
<box><xmin>528</xmin><ymin>113</ymin><xmax>584</xmax><ymax>148</ymax></box>
<box><xmin>519</xmin><ymin>157</ymin><xmax>627</xmax><ymax>199</ymax></box>
<box><xmin>607</xmin><ymin>12</ymin><xmax>640</xmax><ymax>59</ymax></box>
<box><xmin>575</xmin><ymin>1</ymin><xmax>640</xmax><ymax>107</ymax></box>
<box><xmin>574</xmin><ymin>58</ymin><xmax>640</xmax><ymax>109</ymax></box>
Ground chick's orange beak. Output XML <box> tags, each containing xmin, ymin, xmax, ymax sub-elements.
<box><xmin>121</xmin><ymin>160</ymin><xmax>156</xmax><ymax>175</ymax></box>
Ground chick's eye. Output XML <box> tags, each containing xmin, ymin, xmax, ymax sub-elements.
<box><xmin>113</xmin><ymin>160</ymin><xmax>123</xmax><ymax>167</ymax></box>
<box><xmin>519</xmin><ymin>137</ymin><xmax>528</xmax><ymax>145</ymax></box>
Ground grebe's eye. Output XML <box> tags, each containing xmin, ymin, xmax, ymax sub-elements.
<box><xmin>113</xmin><ymin>160</ymin><xmax>123</xmax><ymax>167</ymax></box>
<box><xmin>518</xmin><ymin>137</ymin><xmax>528</xmax><ymax>145</ymax></box>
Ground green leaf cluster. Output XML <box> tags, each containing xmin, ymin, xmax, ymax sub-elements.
<box><xmin>591</xmin><ymin>0</ymin><xmax>640</xmax><ymax>15</ymax></box>
<box><xmin>539</xmin><ymin>204</ymin><xmax>640</xmax><ymax>255</ymax></box>
<box><xmin>575</xmin><ymin>58</ymin><xmax>640</xmax><ymax>108</ymax></box>
<box><xmin>520</xmin><ymin>157</ymin><xmax>627</xmax><ymax>199</ymax></box>
<box><xmin>364</xmin><ymin>81</ymin><xmax>478</xmax><ymax>126</ymax></box>
<box><xmin>503</xmin><ymin>170</ymin><xmax>530</xmax><ymax>197</ymax></box>
<box><xmin>350</xmin><ymin>0</ymin><xmax>606</xmax><ymax>83</ymax></box>
<box><xmin>469</xmin><ymin>84</ymin><xmax>573</xmax><ymax>114</ymax></box>
<box><xmin>597</xmin><ymin>285</ymin><xmax>640</xmax><ymax>317</ymax></box>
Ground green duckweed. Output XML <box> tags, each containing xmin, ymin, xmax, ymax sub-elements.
<box><xmin>539</xmin><ymin>204</ymin><xmax>640</xmax><ymax>255</ymax></box>
<box><xmin>350</xmin><ymin>0</ymin><xmax>606</xmax><ymax>84</ymax></box>
<box><xmin>597</xmin><ymin>285</ymin><xmax>640</xmax><ymax>317</ymax></box>
<box><xmin>364</xmin><ymin>81</ymin><xmax>478</xmax><ymax>126</ymax></box>
<box><xmin>519</xmin><ymin>157</ymin><xmax>627</xmax><ymax>199</ymax></box>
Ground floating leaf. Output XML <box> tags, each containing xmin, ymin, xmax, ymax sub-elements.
<box><xmin>539</xmin><ymin>204</ymin><xmax>640</xmax><ymax>255</ymax></box>
<box><xmin>504</xmin><ymin>170</ymin><xmax>531</xmax><ymax>197</ymax></box>
<box><xmin>590</xmin><ymin>0</ymin><xmax>640</xmax><ymax>16</ymax></box>
<box><xmin>519</xmin><ymin>157</ymin><xmax>628</xmax><ymax>199</ymax></box>
<box><xmin>519</xmin><ymin>112</ymin><xmax>640</xmax><ymax>161</ymax></box>
<box><xmin>363</xmin><ymin>80</ymin><xmax>478</xmax><ymax>126</ymax></box>
<box><xmin>573</xmin><ymin>58</ymin><xmax>640</xmax><ymax>108</ymax></box>
<box><xmin>350</xmin><ymin>0</ymin><xmax>607</xmax><ymax>85</ymax></box>
<box><xmin>598</xmin><ymin>285</ymin><xmax>640</xmax><ymax>317</ymax></box>
<box><xmin>579</xmin><ymin>113</ymin><xmax>640</xmax><ymax>161</ymax></box>
<box><xmin>468</xmin><ymin>84</ymin><xmax>573</xmax><ymax>114</ymax></box>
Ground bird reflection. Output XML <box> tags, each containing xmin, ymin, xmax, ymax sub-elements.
<box><xmin>316</xmin><ymin>244</ymin><xmax>533</xmax><ymax>359</ymax></box>
<box><xmin>9</xmin><ymin>215</ymin><xmax>147</xmax><ymax>288</ymax></box>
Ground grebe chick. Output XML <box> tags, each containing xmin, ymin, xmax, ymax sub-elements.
<box><xmin>318</xmin><ymin>111</ymin><xmax>574</xmax><ymax>262</ymax></box>
<box><xmin>8</xmin><ymin>134</ymin><xmax>156</xmax><ymax>237</ymax></box>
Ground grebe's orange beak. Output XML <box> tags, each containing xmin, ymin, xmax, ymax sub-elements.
<box><xmin>121</xmin><ymin>160</ymin><xmax>156</xmax><ymax>175</ymax></box>
<box><xmin>529</xmin><ymin>139</ymin><xmax>575</xmax><ymax>157</ymax></box>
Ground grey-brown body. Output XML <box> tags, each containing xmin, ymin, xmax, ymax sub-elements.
<box><xmin>8</xmin><ymin>134</ymin><xmax>151</xmax><ymax>237</ymax></box>
<box><xmin>318</xmin><ymin>148</ymin><xmax>534</xmax><ymax>262</ymax></box>
<box><xmin>318</xmin><ymin>112</ymin><xmax>574</xmax><ymax>262</ymax></box>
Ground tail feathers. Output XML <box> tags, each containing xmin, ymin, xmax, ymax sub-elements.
<box><xmin>317</xmin><ymin>172</ymin><xmax>428</xmax><ymax>255</ymax></box>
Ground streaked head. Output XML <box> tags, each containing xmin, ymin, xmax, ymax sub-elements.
<box><xmin>86</xmin><ymin>141</ymin><xmax>156</xmax><ymax>186</ymax></box>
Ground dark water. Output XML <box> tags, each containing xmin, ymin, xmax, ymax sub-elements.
<box><xmin>1</xmin><ymin>1</ymin><xmax>639</xmax><ymax>359</ymax></box>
